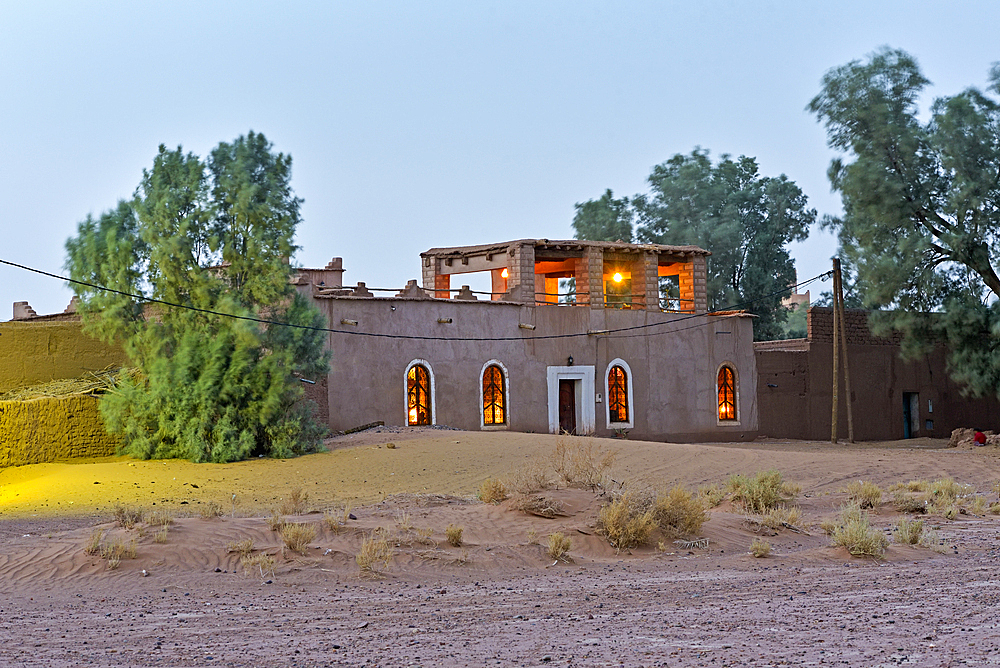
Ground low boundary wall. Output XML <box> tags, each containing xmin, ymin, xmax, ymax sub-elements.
<box><xmin>0</xmin><ymin>395</ymin><xmax>118</xmax><ymax>467</ymax></box>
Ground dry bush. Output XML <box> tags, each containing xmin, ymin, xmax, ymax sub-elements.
<box><xmin>227</xmin><ymin>537</ymin><xmax>255</xmax><ymax>557</ymax></box>
<box><xmin>526</xmin><ymin>529</ymin><xmax>539</xmax><ymax>545</ymax></box>
<box><xmin>831</xmin><ymin>506</ymin><xmax>888</xmax><ymax>558</ymax></box>
<box><xmin>113</xmin><ymin>504</ymin><xmax>144</xmax><ymax>529</ymax></box>
<box><xmin>280</xmin><ymin>523</ymin><xmax>317</xmax><ymax>554</ymax></box>
<box><xmin>749</xmin><ymin>537</ymin><xmax>771</xmax><ymax>558</ymax></box>
<box><xmin>84</xmin><ymin>529</ymin><xmax>104</xmax><ymax>555</ymax></box>
<box><xmin>394</xmin><ymin>510</ymin><xmax>413</xmax><ymax>531</ymax></box>
<box><xmin>323</xmin><ymin>502</ymin><xmax>353</xmax><ymax>534</ymax></box>
<box><xmin>511</xmin><ymin>494</ymin><xmax>565</xmax><ymax>518</ymax></box>
<box><xmin>199</xmin><ymin>501</ymin><xmax>224</xmax><ymax>519</ymax></box>
<box><xmin>101</xmin><ymin>536</ymin><xmax>137</xmax><ymax>569</ymax></box>
<box><xmin>943</xmin><ymin>505</ymin><xmax>959</xmax><ymax>520</ymax></box>
<box><xmin>727</xmin><ymin>471</ymin><xmax>795</xmax><ymax>514</ymax></box>
<box><xmin>919</xmin><ymin>528</ymin><xmax>949</xmax><ymax>553</ymax></box>
<box><xmin>145</xmin><ymin>509</ymin><xmax>173</xmax><ymax>527</ymax></box>
<box><xmin>697</xmin><ymin>484</ymin><xmax>726</xmax><ymax>508</ymax></box>
<box><xmin>892</xmin><ymin>490</ymin><xmax>927</xmax><ymax>514</ymax></box>
<box><xmin>357</xmin><ymin>531</ymin><xmax>394</xmax><ymax>576</ymax></box>
<box><xmin>547</xmin><ymin>532</ymin><xmax>572</xmax><ymax>561</ymax></box>
<box><xmin>506</xmin><ymin>458</ymin><xmax>552</xmax><ymax>494</ymax></box>
<box><xmin>968</xmin><ymin>495</ymin><xmax>988</xmax><ymax>515</ymax></box>
<box><xmin>279</xmin><ymin>488</ymin><xmax>309</xmax><ymax>516</ymax></box>
<box><xmin>651</xmin><ymin>485</ymin><xmax>708</xmax><ymax>537</ymax></box>
<box><xmin>445</xmin><ymin>524</ymin><xmax>464</xmax><ymax>547</ymax></box>
<box><xmin>552</xmin><ymin>439</ymin><xmax>616</xmax><ymax>488</ymax></box>
<box><xmin>266</xmin><ymin>511</ymin><xmax>286</xmax><ymax>532</ymax></box>
<box><xmin>893</xmin><ymin>517</ymin><xmax>924</xmax><ymax>545</ymax></box>
<box><xmin>242</xmin><ymin>553</ymin><xmax>276</xmax><ymax>579</ymax></box>
<box><xmin>820</xmin><ymin>519</ymin><xmax>837</xmax><ymax>536</ymax></box>
<box><xmin>990</xmin><ymin>502</ymin><xmax>1000</xmax><ymax>515</ymax></box>
<box><xmin>845</xmin><ymin>481</ymin><xmax>883</xmax><ymax>509</ymax></box>
<box><xmin>993</xmin><ymin>480</ymin><xmax>1000</xmax><ymax>497</ymax></box>
<box><xmin>596</xmin><ymin>489</ymin><xmax>657</xmax><ymax>551</ymax></box>
<box><xmin>478</xmin><ymin>478</ymin><xmax>509</xmax><ymax>504</ymax></box>
<box><xmin>760</xmin><ymin>505</ymin><xmax>802</xmax><ymax>530</ymax></box>
<box><xmin>154</xmin><ymin>527</ymin><xmax>169</xmax><ymax>543</ymax></box>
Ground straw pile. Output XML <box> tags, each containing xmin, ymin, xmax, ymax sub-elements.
<box><xmin>0</xmin><ymin>367</ymin><xmax>134</xmax><ymax>402</ymax></box>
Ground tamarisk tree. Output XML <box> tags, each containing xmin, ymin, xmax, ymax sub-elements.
<box><xmin>66</xmin><ymin>132</ymin><xmax>330</xmax><ymax>462</ymax></box>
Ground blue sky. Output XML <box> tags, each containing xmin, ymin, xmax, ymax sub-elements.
<box><xmin>2</xmin><ymin>1</ymin><xmax>998</xmax><ymax>317</ymax></box>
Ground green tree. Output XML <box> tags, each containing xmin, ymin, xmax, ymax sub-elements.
<box><xmin>633</xmin><ymin>149</ymin><xmax>815</xmax><ymax>339</ymax></box>
<box><xmin>809</xmin><ymin>48</ymin><xmax>1000</xmax><ymax>398</ymax></box>
<box><xmin>571</xmin><ymin>188</ymin><xmax>634</xmax><ymax>242</ymax></box>
<box><xmin>65</xmin><ymin>132</ymin><xmax>330</xmax><ymax>462</ymax></box>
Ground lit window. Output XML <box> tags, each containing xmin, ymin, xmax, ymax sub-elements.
<box><xmin>718</xmin><ymin>366</ymin><xmax>737</xmax><ymax>421</ymax></box>
<box><xmin>482</xmin><ymin>364</ymin><xmax>506</xmax><ymax>425</ymax></box>
<box><xmin>407</xmin><ymin>364</ymin><xmax>431</xmax><ymax>426</ymax></box>
<box><xmin>608</xmin><ymin>365</ymin><xmax>629</xmax><ymax>423</ymax></box>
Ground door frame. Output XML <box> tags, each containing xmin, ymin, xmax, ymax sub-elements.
<box><xmin>546</xmin><ymin>366</ymin><xmax>595</xmax><ymax>435</ymax></box>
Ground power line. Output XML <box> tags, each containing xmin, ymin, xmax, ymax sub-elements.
<box><xmin>0</xmin><ymin>258</ymin><xmax>831</xmax><ymax>342</ymax></box>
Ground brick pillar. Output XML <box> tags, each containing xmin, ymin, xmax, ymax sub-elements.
<box><xmin>586</xmin><ymin>247</ymin><xmax>604</xmax><ymax>309</ymax></box>
<box><xmin>691</xmin><ymin>256</ymin><xmax>708</xmax><ymax>313</ymax></box>
<box><xmin>676</xmin><ymin>262</ymin><xmax>694</xmax><ymax>313</ymax></box>
<box><xmin>421</xmin><ymin>256</ymin><xmax>437</xmax><ymax>292</ymax></box>
<box><xmin>506</xmin><ymin>242</ymin><xmax>536</xmax><ymax>303</ymax></box>
<box><xmin>640</xmin><ymin>253</ymin><xmax>659</xmax><ymax>311</ymax></box>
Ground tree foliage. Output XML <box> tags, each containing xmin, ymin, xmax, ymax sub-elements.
<box><xmin>65</xmin><ymin>132</ymin><xmax>330</xmax><ymax>462</ymax></box>
<box><xmin>809</xmin><ymin>48</ymin><xmax>1000</xmax><ymax>398</ymax></box>
<box><xmin>632</xmin><ymin>149</ymin><xmax>815</xmax><ymax>339</ymax></box>
<box><xmin>571</xmin><ymin>189</ymin><xmax>634</xmax><ymax>242</ymax></box>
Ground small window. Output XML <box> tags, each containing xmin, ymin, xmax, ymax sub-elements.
<box><xmin>925</xmin><ymin>420</ymin><xmax>934</xmax><ymax>431</ymax></box>
<box><xmin>718</xmin><ymin>366</ymin><xmax>737</xmax><ymax>421</ymax></box>
<box><xmin>407</xmin><ymin>364</ymin><xmax>431</xmax><ymax>426</ymax></box>
<box><xmin>482</xmin><ymin>364</ymin><xmax>506</xmax><ymax>425</ymax></box>
<box><xmin>608</xmin><ymin>365</ymin><xmax>629</xmax><ymax>423</ymax></box>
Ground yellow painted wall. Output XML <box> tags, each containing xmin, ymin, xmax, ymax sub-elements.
<box><xmin>0</xmin><ymin>394</ymin><xmax>119</xmax><ymax>467</ymax></box>
<box><xmin>0</xmin><ymin>320</ymin><xmax>126</xmax><ymax>393</ymax></box>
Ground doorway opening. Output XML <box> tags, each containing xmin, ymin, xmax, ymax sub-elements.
<box><xmin>902</xmin><ymin>392</ymin><xmax>919</xmax><ymax>439</ymax></box>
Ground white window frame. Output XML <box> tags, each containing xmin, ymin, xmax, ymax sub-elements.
<box><xmin>479</xmin><ymin>359</ymin><xmax>510</xmax><ymax>430</ymax></box>
<box><xmin>404</xmin><ymin>359</ymin><xmax>436</xmax><ymax>426</ymax></box>
<box><xmin>716</xmin><ymin>362</ymin><xmax>739</xmax><ymax>425</ymax></box>
<box><xmin>604</xmin><ymin>358</ymin><xmax>635</xmax><ymax>430</ymax></box>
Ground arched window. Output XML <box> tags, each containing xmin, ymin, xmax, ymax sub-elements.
<box><xmin>482</xmin><ymin>363</ymin><xmax>506</xmax><ymax>426</ymax></box>
<box><xmin>406</xmin><ymin>362</ymin><xmax>432</xmax><ymax>426</ymax></box>
<box><xmin>718</xmin><ymin>365</ymin><xmax>737</xmax><ymax>421</ymax></box>
<box><xmin>607</xmin><ymin>365</ymin><xmax>629</xmax><ymax>424</ymax></box>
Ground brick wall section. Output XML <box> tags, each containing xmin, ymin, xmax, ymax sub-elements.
<box><xmin>642</xmin><ymin>254</ymin><xmax>659</xmax><ymax>311</ymax></box>
<box><xmin>807</xmin><ymin>307</ymin><xmax>903</xmax><ymax>345</ymax></box>
<box><xmin>692</xmin><ymin>256</ymin><xmax>708</xmax><ymax>313</ymax></box>
<box><xmin>421</xmin><ymin>256</ymin><xmax>436</xmax><ymax>292</ymax></box>
<box><xmin>507</xmin><ymin>242</ymin><xmax>536</xmax><ymax>303</ymax></box>
<box><xmin>585</xmin><ymin>247</ymin><xmax>604</xmax><ymax>309</ymax></box>
<box><xmin>0</xmin><ymin>395</ymin><xmax>118</xmax><ymax>466</ymax></box>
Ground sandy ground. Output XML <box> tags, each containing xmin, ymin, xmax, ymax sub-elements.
<box><xmin>1</xmin><ymin>429</ymin><xmax>999</xmax><ymax>667</ymax></box>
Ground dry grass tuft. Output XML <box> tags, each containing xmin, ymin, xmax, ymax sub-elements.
<box><xmin>478</xmin><ymin>477</ymin><xmax>509</xmax><ymax>504</ymax></box>
<box><xmin>526</xmin><ymin>529</ymin><xmax>539</xmax><ymax>545</ymax></box>
<box><xmin>198</xmin><ymin>501</ymin><xmax>224</xmax><ymax>519</ymax></box>
<box><xmin>697</xmin><ymin>484</ymin><xmax>726</xmax><ymax>508</ymax></box>
<box><xmin>547</xmin><ymin>532</ymin><xmax>572</xmax><ymax>561</ymax></box>
<box><xmin>241</xmin><ymin>553</ymin><xmax>276</xmax><ymax>579</ymax></box>
<box><xmin>145</xmin><ymin>509</ymin><xmax>174</xmax><ymax>527</ymax></box>
<box><xmin>596</xmin><ymin>489</ymin><xmax>656</xmax><ymax>551</ymax></box>
<box><xmin>279</xmin><ymin>488</ymin><xmax>309</xmax><ymax>516</ymax></box>
<box><xmin>845</xmin><ymin>481</ymin><xmax>883</xmax><ymax>509</ymax></box>
<box><xmin>892</xmin><ymin>490</ymin><xmax>927</xmax><ymax>514</ymax></box>
<box><xmin>749</xmin><ymin>537</ymin><xmax>771</xmax><ymax>558</ymax></box>
<box><xmin>356</xmin><ymin>531</ymin><xmax>394</xmax><ymax>576</ymax></box>
<box><xmin>100</xmin><ymin>536</ymin><xmax>137</xmax><ymax>569</ymax></box>
<box><xmin>154</xmin><ymin>527</ymin><xmax>169</xmax><ymax>543</ymax></box>
<box><xmin>760</xmin><ymin>505</ymin><xmax>802</xmax><ymax>530</ymax></box>
<box><xmin>445</xmin><ymin>524</ymin><xmax>464</xmax><ymax>547</ymax></box>
<box><xmin>893</xmin><ymin>517</ymin><xmax>924</xmax><ymax>545</ymax></box>
<box><xmin>968</xmin><ymin>495</ymin><xmax>988</xmax><ymax>515</ymax></box>
<box><xmin>227</xmin><ymin>537</ymin><xmax>255</xmax><ymax>557</ymax></box>
<box><xmin>552</xmin><ymin>439</ymin><xmax>616</xmax><ymax>489</ymax></box>
<box><xmin>323</xmin><ymin>503</ymin><xmax>353</xmax><ymax>533</ymax></box>
<box><xmin>394</xmin><ymin>510</ymin><xmax>413</xmax><ymax>532</ymax></box>
<box><xmin>280</xmin><ymin>523</ymin><xmax>317</xmax><ymax>554</ymax></box>
<box><xmin>267</xmin><ymin>511</ymin><xmax>286</xmax><ymax>532</ymax></box>
<box><xmin>511</xmin><ymin>494</ymin><xmax>565</xmax><ymax>518</ymax></box>
<box><xmin>990</xmin><ymin>502</ymin><xmax>1000</xmax><ymax>515</ymax></box>
<box><xmin>506</xmin><ymin>458</ymin><xmax>552</xmax><ymax>494</ymax></box>
<box><xmin>84</xmin><ymin>529</ymin><xmax>104</xmax><ymax>555</ymax></box>
<box><xmin>113</xmin><ymin>504</ymin><xmax>144</xmax><ymax>529</ymax></box>
<box><xmin>651</xmin><ymin>485</ymin><xmax>708</xmax><ymax>537</ymax></box>
<box><xmin>830</xmin><ymin>505</ymin><xmax>888</xmax><ymax>558</ymax></box>
<box><xmin>727</xmin><ymin>471</ymin><xmax>796</xmax><ymax>514</ymax></box>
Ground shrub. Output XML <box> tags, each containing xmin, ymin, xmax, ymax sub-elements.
<box><xmin>506</xmin><ymin>459</ymin><xmax>552</xmax><ymax>494</ymax></box>
<box><xmin>697</xmin><ymin>484</ymin><xmax>726</xmax><ymax>508</ymax></box>
<box><xmin>101</xmin><ymin>536</ymin><xmax>137</xmax><ymax>569</ymax></box>
<box><xmin>596</xmin><ymin>490</ymin><xmax>656</xmax><ymax>551</ymax></box>
<box><xmin>727</xmin><ymin>471</ymin><xmax>795</xmax><ymax>514</ymax></box>
<box><xmin>526</xmin><ymin>529</ymin><xmax>539</xmax><ymax>545</ymax></box>
<box><xmin>113</xmin><ymin>504</ymin><xmax>144</xmax><ymax>529</ymax></box>
<box><xmin>227</xmin><ymin>537</ymin><xmax>255</xmax><ymax>557</ymax></box>
<box><xmin>969</xmin><ymin>495</ymin><xmax>988</xmax><ymax>515</ymax></box>
<box><xmin>357</xmin><ymin>531</ymin><xmax>393</xmax><ymax>576</ymax></box>
<box><xmin>512</xmin><ymin>494</ymin><xmax>565</xmax><ymax>518</ymax></box>
<box><xmin>145</xmin><ymin>509</ymin><xmax>174</xmax><ymax>527</ymax></box>
<box><xmin>280</xmin><ymin>488</ymin><xmax>309</xmax><ymax>516</ymax></box>
<box><xmin>892</xmin><ymin>490</ymin><xmax>927</xmax><ymax>514</ymax></box>
<box><xmin>893</xmin><ymin>517</ymin><xmax>924</xmax><ymax>545</ymax></box>
<box><xmin>199</xmin><ymin>501</ymin><xmax>224</xmax><ymax>519</ymax></box>
<box><xmin>242</xmin><ymin>553</ymin><xmax>276</xmax><ymax>579</ymax></box>
<box><xmin>154</xmin><ymin>527</ymin><xmax>169</xmax><ymax>543</ymax></box>
<box><xmin>552</xmin><ymin>439</ymin><xmax>616</xmax><ymax>488</ymax></box>
<box><xmin>760</xmin><ymin>505</ymin><xmax>802</xmax><ymax>530</ymax></box>
<box><xmin>845</xmin><ymin>481</ymin><xmax>882</xmax><ymax>509</ymax></box>
<box><xmin>267</xmin><ymin>511</ymin><xmax>286</xmax><ymax>532</ymax></box>
<box><xmin>990</xmin><ymin>502</ymin><xmax>1000</xmax><ymax>515</ymax></box>
<box><xmin>651</xmin><ymin>485</ymin><xmax>707</xmax><ymax>537</ymax></box>
<box><xmin>750</xmin><ymin>538</ymin><xmax>771</xmax><ymax>558</ymax></box>
<box><xmin>445</xmin><ymin>524</ymin><xmax>464</xmax><ymax>547</ymax></box>
<box><xmin>84</xmin><ymin>529</ymin><xmax>104</xmax><ymax>555</ymax></box>
<box><xmin>547</xmin><ymin>533</ymin><xmax>572</xmax><ymax>561</ymax></box>
<box><xmin>831</xmin><ymin>506</ymin><xmax>888</xmax><ymax>558</ymax></box>
<box><xmin>478</xmin><ymin>478</ymin><xmax>509</xmax><ymax>504</ymax></box>
<box><xmin>280</xmin><ymin>523</ymin><xmax>317</xmax><ymax>554</ymax></box>
<box><xmin>323</xmin><ymin>502</ymin><xmax>352</xmax><ymax>533</ymax></box>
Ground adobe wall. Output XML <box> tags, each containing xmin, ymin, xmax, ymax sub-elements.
<box><xmin>757</xmin><ymin>308</ymin><xmax>1000</xmax><ymax>440</ymax></box>
<box><xmin>0</xmin><ymin>395</ymin><xmax>118</xmax><ymax>467</ymax></box>
<box><xmin>0</xmin><ymin>320</ymin><xmax>126</xmax><ymax>394</ymax></box>
<box><xmin>315</xmin><ymin>297</ymin><xmax>758</xmax><ymax>441</ymax></box>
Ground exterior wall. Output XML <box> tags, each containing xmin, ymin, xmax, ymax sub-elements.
<box><xmin>317</xmin><ymin>297</ymin><xmax>758</xmax><ymax>441</ymax></box>
<box><xmin>0</xmin><ymin>320</ymin><xmax>126</xmax><ymax>394</ymax></box>
<box><xmin>0</xmin><ymin>395</ymin><xmax>118</xmax><ymax>467</ymax></box>
<box><xmin>756</xmin><ymin>307</ymin><xmax>1000</xmax><ymax>440</ymax></box>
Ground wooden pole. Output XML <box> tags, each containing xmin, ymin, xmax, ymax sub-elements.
<box><xmin>831</xmin><ymin>258</ymin><xmax>840</xmax><ymax>444</ymax></box>
<box><xmin>835</xmin><ymin>259</ymin><xmax>855</xmax><ymax>443</ymax></box>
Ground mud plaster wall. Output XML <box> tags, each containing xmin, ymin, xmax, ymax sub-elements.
<box><xmin>756</xmin><ymin>308</ymin><xmax>1000</xmax><ymax>440</ymax></box>
<box><xmin>0</xmin><ymin>320</ymin><xmax>126</xmax><ymax>394</ymax></box>
<box><xmin>0</xmin><ymin>395</ymin><xmax>118</xmax><ymax>467</ymax></box>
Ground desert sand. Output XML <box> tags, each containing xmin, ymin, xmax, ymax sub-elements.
<box><xmin>1</xmin><ymin>428</ymin><xmax>999</xmax><ymax>667</ymax></box>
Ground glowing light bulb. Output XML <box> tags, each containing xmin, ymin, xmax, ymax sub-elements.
<box><xmin>501</xmin><ymin>268</ymin><xmax>509</xmax><ymax>278</ymax></box>
<box><xmin>613</xmin><ymin>272</ymin><xmax>623</xmax><ymax>283</ymax></box>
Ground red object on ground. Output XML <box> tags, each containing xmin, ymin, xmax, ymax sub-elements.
<box><xmin>974</xmin><ymin>431</ymin><xmax>986</xmax><ymax>445</ymax></box>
